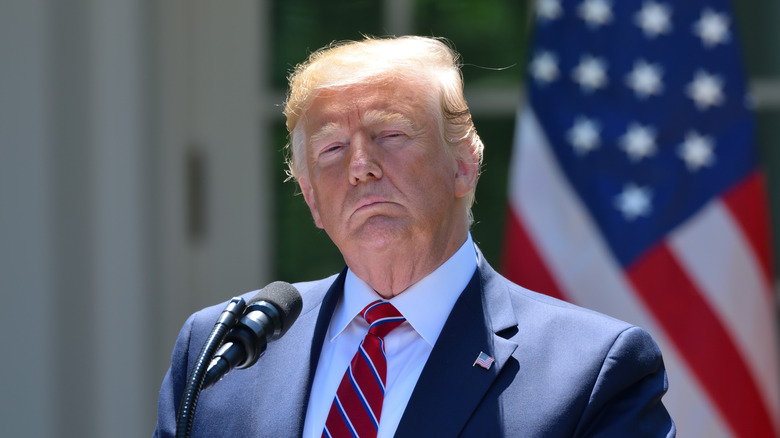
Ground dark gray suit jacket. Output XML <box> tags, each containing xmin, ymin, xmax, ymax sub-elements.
<box><xmin>154</xmin><ymin>251</ymin><xmax>675</xmax><ymax>437</ymax></box>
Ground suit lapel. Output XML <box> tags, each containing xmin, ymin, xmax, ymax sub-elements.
<box><xmin>294</xmin><ymin>268</ymin><xmax>346</xmax><ymax>435</ymax></box>
<box><xmin>395</xmin><ymin>256</ymin><xmax>518</xmax><ymax>437</ymax></box>
<box><xmin>305</xmin><ymin>268</ymin><xmax>346</xmax><ymax>394</ymax></box>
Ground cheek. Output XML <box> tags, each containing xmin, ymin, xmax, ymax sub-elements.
<box><xmin>422</xmin><ymin>150</ymin><xmax>458</xmax><ymax>188</ymax></box>
<box><xmin>309</xmin><ymin>177</ymin><xmax>345</xmax><ymax>227</ymax></box>
<box><xmin>299</xmin><ymin>177</ymin><xmax>324</xmax><ymax>229</ymax></box>
<box><xmin>403</xmin><ymin>159</ymin><xmax>455</xmax><ymax>206</ymax></box>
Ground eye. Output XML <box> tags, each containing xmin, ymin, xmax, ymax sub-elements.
<box><xmin>377</xmin><ymin>131</ymin><xmax>407</xmax><ymax>142</ymax></box>
<box><xmin>317</xmin><ymin>143</ymin><xmax>344</xmax><ymax>158</ymax></box>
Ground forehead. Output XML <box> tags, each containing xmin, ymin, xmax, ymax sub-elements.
<box><xmin>302</xmin><ymin>80</ymin><xmax>436</xmax><ymax>131</ymax></box>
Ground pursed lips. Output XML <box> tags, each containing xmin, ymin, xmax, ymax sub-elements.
<box><xmin>351</xmin><ymin>196</ymin><xmax>394</xmax><ymax>217</ymax></box>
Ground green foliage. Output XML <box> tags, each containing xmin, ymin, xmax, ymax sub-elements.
<box><xmin>414</xmin><ymin>0</ymin><xmax>531</xmax><ymax>86</ymax></box>
<box><xmin>271</xmin><ymin>0</ymin><xmax>385</xmax><ymax>89</ymax></box>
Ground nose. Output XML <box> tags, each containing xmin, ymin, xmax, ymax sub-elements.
<box><xmin>348</xmin><ymin>136</ymin><xmax>383</xmax><ymax>185</ymax></box>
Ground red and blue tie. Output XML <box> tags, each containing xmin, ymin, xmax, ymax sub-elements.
<box><xmin>323</xmin><ymin>301</ymin><xmax>406</xmax><ymax>438</ymax></box>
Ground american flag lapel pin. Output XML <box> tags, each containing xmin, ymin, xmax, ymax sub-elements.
<box><xmin>473</xmin><ymin>351</ymin><xmax>495</xmax><ymax>370</ymax></box>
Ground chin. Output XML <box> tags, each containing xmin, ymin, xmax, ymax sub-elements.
<box><xmin>350</xmin><ymin>221</ymin><xmax>418</xmax><ymax>252</ymax></box>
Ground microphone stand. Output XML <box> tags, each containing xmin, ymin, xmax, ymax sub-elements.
<box><xmin>175</xmin><ymin>297</ymin><xmax>246</xmax><ymax>438</ymax></box>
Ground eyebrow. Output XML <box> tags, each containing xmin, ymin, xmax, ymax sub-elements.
<box><xmin>362</xmin><ymin>110</ymin><xmax>416</xmax><ymax>131</ymax></box>
<box><xmin>309</xmin><ymin>122</ymin><xmax>342</xmax><ymax>147</ymax></box>
<box><xmin>308</xmin><ymin>110</ymin><xmax>418</xmax><ymax>148</ymax></box>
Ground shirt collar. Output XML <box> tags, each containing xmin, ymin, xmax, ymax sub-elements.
<box><xmin>330</xmin><ymin>233</ymin><xmax>478</xmax><ymax>346</ymax></box>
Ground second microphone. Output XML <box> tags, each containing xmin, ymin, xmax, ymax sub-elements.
<box><xmin>202</xmin><ymin>281</ymin><xmax>302</xmax><ymax>389</ymax></box>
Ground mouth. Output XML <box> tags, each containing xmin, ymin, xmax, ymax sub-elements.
<box><xmin>352</xmin><ymin>196</ymin><xmax>394</xmax><ymax>216</ymax></box>
<box><xmin>356</xmin><ymin>198</ymin><xmax>387</xmax><ymax>210</ymax></box>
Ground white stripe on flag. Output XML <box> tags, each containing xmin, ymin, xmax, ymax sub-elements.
<box><xmin>509</xmin><ymin>107</ymin><xmax>732</xmax><ymax>437</ymax></box>
<box><xmin>668</xmin><ymin>198</ymin><xmax>780</xmax><ymax>426</ymax></box>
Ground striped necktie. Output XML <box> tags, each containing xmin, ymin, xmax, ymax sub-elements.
<box><xmin>323</xmin><ymin>300</ymin><xmax>406</xmax><ymax>438</ymax></box>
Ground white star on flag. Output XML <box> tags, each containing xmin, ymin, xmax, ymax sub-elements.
<box><xmin>578</xmin><ymin>0</ymin><xmax>613</xmax><ymax>28</ymax></box>
<box><xmin>678</xmin><ymin>131</ymin><xmax>716</xmax><ymax>171</ymax></box>
<box><xmin>530</xmin><ymin>51</ymin><xmax>560</xmax><ymax>84</ymax></box>
<box><xmin>686</xmin><ymin>70</ymin><xmax>725</xmax><ymax>110</ymax></box>
<box><xmin>614</xmin><ymin>183</ymin><xmax>653</xmax><ymax>221</ymax></box>
<box><xmin>537</xmin><ymin>0</ymin><xmax>563</xmax><ymax>21</ymax></box>
<box><xmin>693</xmin><ymin>8</ymin><xmax>731</xmax><ymax>48</ymax></box>
<box><xmin>625</xmin><ymin>59</ymin><xmax>664</xmax><ymax>99</ymax></box>
<box><xmin>620</xmin><ymin>123</ymin><xmax>657</xmax><ymax>162</ymax></box>
<box><xmin>567</xmin><ymin>116</ymin><xmax>601</xmax><ymax>155</ymax></box>
<box><xmin>572</xmin><ymin>55</ymin><xmax>608</xmax><ymax>92</ymax></box>
<box><xmin>634</xmin><ymin>1</ymin><xmax>673</xmax><ymax>38</ymax></box>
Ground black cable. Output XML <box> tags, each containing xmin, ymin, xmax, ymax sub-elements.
<box><xmin>175</xmin><ymin>297</ymin><xmax>246</xmax><ymax>438</ymax></box>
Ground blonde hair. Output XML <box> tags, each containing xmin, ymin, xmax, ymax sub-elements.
<box><xmin>283</xmin><ymin>35</ymin><xmax>484</xmax><ymax>208</ymax></box>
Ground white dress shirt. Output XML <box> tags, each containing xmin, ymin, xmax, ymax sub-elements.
<box><xmin>302</xmin><ymin>234</ymin><xmax>478</xmax><ymax>438</ymax></box>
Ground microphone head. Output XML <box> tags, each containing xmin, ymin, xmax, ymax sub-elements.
<box><xmin>247</xmin><ymin>281</ymin><xmax>302</xmax><ymax>337</ymax></box>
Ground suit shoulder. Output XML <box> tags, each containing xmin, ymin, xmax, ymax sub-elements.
<box><xmin>291</xmin><ymin>273</ymin><xmax>340</xmax><ymax>313</ymax></box>
<box><xmin>484</xmin><ymin>267</ymin><xmax>636</xmax><ymax>336</ymax></box>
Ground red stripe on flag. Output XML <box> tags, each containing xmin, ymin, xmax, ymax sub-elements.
<box><xmin>721</xmin><ymin>171</ymin><xmax>775</xmax><ymax>286</ymax></box>
<box><xmin>627</xmin><ymin>242</ymin><xmax>776</xmax><ymax>438</ymax></box>
<box><xmin>501</xmin><ymin>208</ymin><xmax>567</xmax><ymax>301</ymax></box>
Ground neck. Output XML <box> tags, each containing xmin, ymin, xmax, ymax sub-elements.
<box><xmin>345</xmin><ymin>230</ymin><xmax>468</xmax><ymax>299</ymax></box>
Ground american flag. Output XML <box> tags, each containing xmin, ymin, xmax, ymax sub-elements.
<box><xmin>473</xmin><ymin>351</ymin><xmax>495</xmax><ymax>370</ymax></box>
<box><xmin>501</xmin><ymin>0</ymin><xmax>779</xmax><ymax>436</ymax></box>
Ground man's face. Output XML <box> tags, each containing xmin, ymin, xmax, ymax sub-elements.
<box><xmin>298</xmin><ymin>79</ymin><xmax>475</xmax><ymax>264</ymax></box>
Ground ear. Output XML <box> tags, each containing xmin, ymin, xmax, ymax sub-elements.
<box><xmin>299</xmin><ymin>176</ymin><xmax>324</xmax><ymax>229</ymax></box>
<box><xmin>453</xmin><ymin>144</ymin><xmax>480</xmax><ymax>199</ymax></box>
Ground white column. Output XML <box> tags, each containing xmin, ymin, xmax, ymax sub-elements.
<box><xmin>156</xmin><ymin>0</ymin><xmax>268</xmax><ymax>361</ymax></box>
<box><xmin>0</xmin><ymin>1</ymin><xmax>55</xmax><ymax>436</ymax></box>
<box><xmin>89</xmin><ymin>1</ymin><xmax>154</xmax><ymax>436</ymax></box>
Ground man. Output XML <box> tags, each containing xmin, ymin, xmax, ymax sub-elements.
<box><xmin>154</xmin><ymin>36</ymin><xmax>675</xmax><ymax>437</ymax></box>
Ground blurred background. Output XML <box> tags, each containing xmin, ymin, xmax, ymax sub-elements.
<box><xmin>1</xmin><ymin>0</ymin><xmax>778</xmax><ymax>437</ymax></box>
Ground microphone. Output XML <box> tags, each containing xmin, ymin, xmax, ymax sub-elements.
<box><xmin>202</xmin><ymin>281</ymin><xmax>303</xmax><ymax>389</ymax></box>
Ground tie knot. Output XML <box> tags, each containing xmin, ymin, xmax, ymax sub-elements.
<box><xmin>361</xmin><ymin>301</ymin><xmax>405</xmax><ymax>338</ymax></box>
